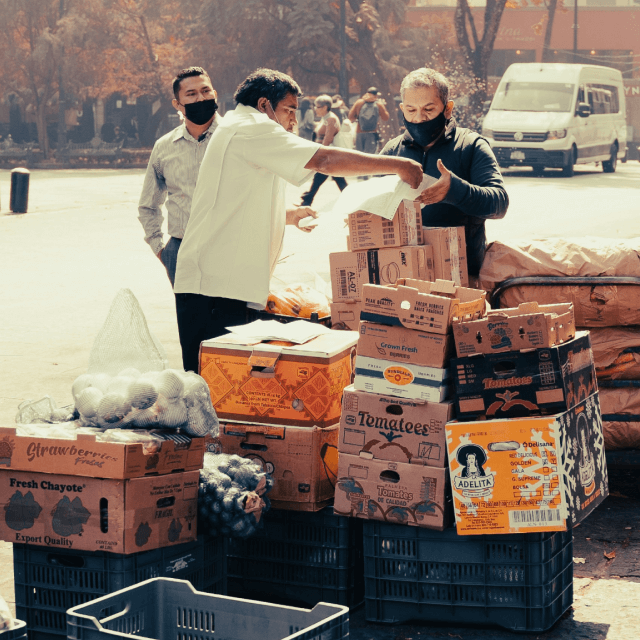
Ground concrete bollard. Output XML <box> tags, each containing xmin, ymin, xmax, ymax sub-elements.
<box><xmin>10</xmin><ymin>167</ymin><xmax>30</xmax><ymax>213</ymax></box>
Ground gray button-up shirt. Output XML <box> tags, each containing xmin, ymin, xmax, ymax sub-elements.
<box><xmin>138</xmin><ymin>115</ymin><xmax>220</xmax><ymax>256</ymax></box>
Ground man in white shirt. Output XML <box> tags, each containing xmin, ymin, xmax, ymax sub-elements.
<box><xmin>174</xmin><ymin>68</ymin><xmax>423</xmax><ymax>372</ymax></box>
<box><xmin>138</xmin><ymin>67</ymin><xmax>220</xmax><ymax>286</ymax></box>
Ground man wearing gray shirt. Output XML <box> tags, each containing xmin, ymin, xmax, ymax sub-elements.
<box><xmin>138</xmin><ymin>66</ymin><xmax>220</xmax><ymax>286</ymax></box>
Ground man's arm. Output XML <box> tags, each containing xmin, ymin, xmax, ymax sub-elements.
<box><xmin>348</xmin><ymin>99</ymin><xmax>362</xmax><ymax>123</ymax></box>
<box><xmin>322</xmin><ymin>115</ymin><xmax>339</xmax><ymax>146</ymax></box>
<box><xmin>416</xmin><ymin>138</ymin><xmax>508</xmax><ymax>220</ymax></box>
<box><xmin>137</xmin><ymin>146</ymin><xmax>168</xmax><ymax>257</ymax></box>
<box><xmin>305</xmin><ymin>147</ymin><xmax>422</xmax><ymax>187</ymax></box>
<box><xmin>377</xmin><ymin>101</ymin><xmax>390</xmax><ymax>121</ymax></box>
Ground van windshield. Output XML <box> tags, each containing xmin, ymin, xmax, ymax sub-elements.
<box><xmin>492</xmin><ymin>82</ymin><xmax>575</xmax><ymax>112</ymax></box>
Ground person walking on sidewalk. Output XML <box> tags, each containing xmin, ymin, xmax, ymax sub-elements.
<box><xmin>299</xmin><ymin>95</ymin><xmax>348</xmax><ymax>207</ymax></box>
<box><xmin>138</xmin><ymin>66</ymin><xmax>220</xmax><ymax>287</ymax></box>
<box><xmin>348</xmin><ymin>86</ymin><xmax>389</xmax><ymax>155</ymax></box>
<box><xmin>173</xmin><ymin>68</ymin><xmax>423</xmax><ymax>373</ymax></box>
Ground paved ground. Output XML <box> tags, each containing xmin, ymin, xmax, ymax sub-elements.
<box><xmin>1</xmin><ymin>161</ymin><xmax>640</xmax><ymax>638</ymax></box>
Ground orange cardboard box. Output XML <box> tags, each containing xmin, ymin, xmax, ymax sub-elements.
<box><xmin>421</xmin><ymin>226</ymin><xmax>469</xmax><ymax>287</ymax></box>
<box><xmin>446</xmin><ymin>393</ymin><xmax>608</xmax><ymax>535</ymax></box>
<box><xmin>330</xmin><ymin>301</ymin><xmax>362</xmax><ymax>331</ymax></box>
<box><xmin>334</xmin><ymin>453</ymin><xmax>450</xmax><ymax>530</ymax></box>
<box><xmin>0</xmin><ymin>469</ymin><xmax>198</xmax><ymax>553</ymax></box>
<box><xmin>361</xmin><ymin>278</ymin><xmax>486</xmax><ymax>335</ymax></box>
<box><xmin>339</xmin><ymin>385</ymin><xmax>452</xmax><ymax>467</ymax></box>
<box><xmin>0</xmin><ymin>427</ymin><xmax>204</xmax><ymax>479</ymax></box>
<box><xmin>330</xmin><ymin>246</ymin><xmax>434</xmax><ymax>302</ymax></box>
<box><xmin>453</xmin><ymin>302</ymin><xmax>576</xmax><ymax>356</ymax></box>
<box><xmin>200</xmin><ymin>331</ymin><xmax>358</xmax><ymax>427</ymax></box>
<box><xmin>219</xmin><ymin>422</ymin><xmax>338</xmax><ymax>512</ymax></box>
<box><xmin>348</xmin><ymin>200</ymin><xmax>422</xmax><ymax>251</ymax></box>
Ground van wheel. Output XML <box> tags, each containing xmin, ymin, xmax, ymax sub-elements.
<box><xmin>603</xmin><ymin>144</ymin><xmax>618</xmax><ymax>173</ymax></box>
<box><xmin>561</xmin><ymin>149</ymin><xmax>575</xmax><ymax>177</ymax></box>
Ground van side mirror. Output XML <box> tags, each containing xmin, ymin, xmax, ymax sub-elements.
<box><xmin>577</xmin><ymin>103</ymin><xmax>591</xmax><ymax>118</ymax></box>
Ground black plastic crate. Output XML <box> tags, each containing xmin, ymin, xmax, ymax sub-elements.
<box><xmin>13</xmin><ymin>535</ymin><xmax>226</xmax><ymax>640</ymax></box>
<box><xmin>363</xmin><ymin>522</ymin><xmax>573</xmax><ymax>632</ymax></box>
<box><xmin>67</xmin><ymin>578</ymin><xmax>348</xmax><ymax>640</ymax></box>
<box><xmin>227</xmin><ymin>507</ymin><xmax>364</xmax><ymax>608</ymax></box>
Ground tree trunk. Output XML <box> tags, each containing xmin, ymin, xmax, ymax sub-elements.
<box><xmin>36</xmin><ymin>101</ymin><xmax>50</xmax><ymax>159</ymax></box>
<box><xmin>541</xmin><ymin>0</ymin><xmax>558</xmax><ymax>63</ymax></box>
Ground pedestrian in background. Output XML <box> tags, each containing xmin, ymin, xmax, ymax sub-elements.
<box><xmin>296</xmin><ymin>97</ymin><xmax>316</xmax><ymax>140</ymax></box>
<box><xmin>138</xmin><ymin>66</ymin><xmax>220</xmax><ymax>287</ymax></box>
<box><xmin>348</xmin><ymin>86</ymin><xmax>389</xmax><ymax>155</ymax></box>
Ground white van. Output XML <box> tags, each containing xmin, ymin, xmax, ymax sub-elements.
<box><xmin>482</xmin><ymin>63</ymin><xmax>627</xmax><ymax>176</ymax></box>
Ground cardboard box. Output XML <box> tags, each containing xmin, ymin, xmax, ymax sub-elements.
<box><xmin>0</xmin><ymin>469</ymin><xmax>198</xmax><ymax>553</ymax></box>
<box><xmin>330</xmin><ymin>247</ymin><xmax>434</xmax><ymax>302</ymax></box>
<box><xmin>330</xmin><ymin>301</ymin><xmax>362</xmax><ymax>331</ymax></box>
<box><xmin>453</xmin><ymin>302</ymin><xmax>576</xmax><ymax>357</ymax></box>
<box><xmin>348</xmin><ymin>200</ymin><xmax>422</xmax><ymax>251</ymax></box>
<box><xmin>219</xmin><ymin>422</ymin><xmax>338</xmax><ymax>512</ymax></box>
<box><xmin>446</xmin><ymin>393</ymin><xmax>608</xmax><ymax>534</ymax></box>
<box><xmin>339</xmin><ymin>385</ymin><xmax>452</xmax><ymax>467</ymax></box>
<box><xmin>358</xmin><ymin>321</ymin><xmax>452</xmax><ymax>369</ymax></box>
<box><xmin>334</xmin><ymin>452</ymin><xmax>450</xmax><ymax>530</ymax></box>
<box><xmin>354</xmin><ymin>355</ymin><xmax>451</xmax><ymax>402</ymax></box>
<box><xmin>361</xmin><ymin>279</ymin><xmax>486</xmax><ymax>335</ymax></box>
<box><xmin>421</xmin><ymin>226</ymin><xmax>469</xmax><ymax>287</ymax></box>
<box><xmin>0</xmin><ymin>427</ymin><xmax>204</xmax><ymax>479</ymax></box>
<box><xmin>452</xmin><ymin>331</ymin><xmax>597</xmax><ymax>420</ymax></box>
<box><xmin>200</xmin><ymin>331</ymin><xmax>358</xmax><ymax>427</ymax></box>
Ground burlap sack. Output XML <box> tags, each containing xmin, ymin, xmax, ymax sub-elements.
<box><xmin>599</xmin><ymin>386</ymin><xmax>640</xmax><ymax>415</ymax></box>
<box><xmin>479</xmin><ymin>239</ymin><xmax>640</xmax><ymax>326</ymax></box>
<box><xmin>599</xmin><ymin>387</ymin><xmax>640</xmax><ymax>449</ymax></box>
<box><xmin>591</xmin><ymin>327</ymin><xmax>640</xmax><ymax>380</ymax></box>
<box><xmin>602</xmin><ymin>421</ymin><xmax>640</xmax><ymax>450</ymax></box>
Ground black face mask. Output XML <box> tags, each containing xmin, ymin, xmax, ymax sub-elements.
<box><xmin>183</xmin><ymin>98</ymin><xmax>218</xmax><ymax>125</ymax></box>
<box><xmin>403</xmin><ymin>110</ymin><xmax>447</xmax><ymax>147</ymax></box>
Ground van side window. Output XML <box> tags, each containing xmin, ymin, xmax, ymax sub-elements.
<box><xmin>587</xmin><ymin>84</ymin><xmax>619</xmax><ymax>114</ymax></box>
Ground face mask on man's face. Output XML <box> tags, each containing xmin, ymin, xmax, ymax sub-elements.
<box><xmin>183</xmin><ymin>98</ymin><xmax>218</xmax><ymax>125</ymax></box>
<box><xmin>403</xmin><ymin>109</ymin><xmax>447</xmax><ymax>147</ymax></box>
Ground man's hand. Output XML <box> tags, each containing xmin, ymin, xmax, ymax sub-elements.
<box><xmin>286</xmin><ymin>206</ymin><xmax>318</xmax><ymax>233</ymax></box>
<box><xmin>396</xmin><ymin>158</ymin><xmax>424</xmax><ymax>189</ymax></box>
<box><xmin>416</xmin><ymin>159</ymin><xmax>451</xmax><ymax>206</ymax></box>
<box><xmin>157</xmin><ymin>247</ymin><xmax>164</xmax><ymax>261</ymax></box>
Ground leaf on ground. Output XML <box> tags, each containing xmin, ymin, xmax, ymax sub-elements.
<box><xmin>604</xmin><ymin>550</ymin><xmax>616</xmax><ymax>560</ymax></box>
<box><xmin>609</xmin><ymin>491</ymin><xmax>629</xmax><ymax>498</ymax></box>
<box><xmin>573</xmin><ymin>557</ymin><xmax>586</xmax><ymax>564</ymax></box>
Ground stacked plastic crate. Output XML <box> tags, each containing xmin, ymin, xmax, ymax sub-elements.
<box><xmin>199</xmin><ymin>324</ymin><xmax>363</xmax><ymax>608</ymax></box>
<box><xmin>0</xmin><ymin>428</ymin><xmax>223</xmax><ymax>640</ymax></box>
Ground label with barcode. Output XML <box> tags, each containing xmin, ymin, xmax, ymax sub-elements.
<box><xmin>338</xmin><ymin>269</ymin><xmax>348</xmax><ymax>298</ymax></box>
<box><xmin>509</xmin><ymin>509</ymin><xmax>563</xmax><ymax>528</ymax></box>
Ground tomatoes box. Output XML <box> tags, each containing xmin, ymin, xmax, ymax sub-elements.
<box><xmin>339</xmin><ymin>385</ymin><xmax>452</xmax><ymax>467</ymax></box>
<box><xmin>446</xmin><ymin>393</ymin><xmax>608</xmax><ymax>534</ymax></box>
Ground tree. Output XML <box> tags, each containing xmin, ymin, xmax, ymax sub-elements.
<box><xmin>454</xmin><ymin>0</ymin><xmax>508</xmax><ymax>110</ymax></box>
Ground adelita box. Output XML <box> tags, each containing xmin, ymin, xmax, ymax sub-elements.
<box><xmin>446</xmin><ymin>393</ymin><xmax>608</xmax><ymax>534</ymax></box>
<box><xmin>361</xmin><ymin>279</ymin><xmax>486</xmax><ymax>335</ymax></box>
<box><xmin>452</xmin><ymin>331</ymin><xmax>597</xmax><ymax>420</ymax></box>
<box><xmin>347</xmin><ymin>200</ymin><xmax>422</xmax><ymax>251</ymax></box>
<box><xmin>453</xmin><ymin>302</ymin><xmax>576</xmax><ymax>357</ymax></box>
<box><xmin>421</xmin><ymin>226</ymin><xmax>469</xmax><ymax>287</ymax></box>
<box><xmin>334</xmin><ymin>454</ymin><xmax>450</xmax><ymax>530</ymax></box>
<box><xmin>339</xmin><ymin>385</ymin><xmax>452</xmax><ymax>467</ymax></box>
<box><xmin>354</xmin><ymin>355</ymin><xmax>451</xmax><ymax>402</ymax></box>
<box><xmin>218</xmin><ymin>422</ymin><xmax>338</xmax><ymax>512</ymax></box>
<box><xmin>329</xmin><ymin>247</ymin><xmax>434</xmax><ymax>302</ymax></box>
<box><xmin>0</xmin><ymin>469</ymin><xmax>199</xmax><ymax>553</ymax></box>
<box><xmin>200</xmin><ymin>330</ymin><xmax>357</xmax><ymax>428</ymax></box>
<box><xmin>358</xmin><ymin>321</ymin><xmax>453</xmax><ymax>369</ymax></box>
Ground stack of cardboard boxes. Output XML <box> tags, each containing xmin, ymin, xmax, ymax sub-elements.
<box><xmin>446</xmin><ymin>301</ymin><xmax>609</xmax><ymax>534</ymax></box>
<box><xmin>201</xmin><ymin>327</ymin><xmax>358</xmax><ymax>511</ymax></box>
<box><xmin>330</xmin><ymin>200</ymin><xmax>487</xmax><ymax>530</ymax></box>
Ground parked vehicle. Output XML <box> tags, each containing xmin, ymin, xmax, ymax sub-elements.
<box><xmin>482</xmin><ymin>63</ymin><xmax>627</xmax><ymax>176</ymax></box>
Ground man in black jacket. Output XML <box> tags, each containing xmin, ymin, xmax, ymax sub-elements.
<box><xmin>380</xmin><ymin>68</ymin><xmax>508</xmax><ymax>280</ymax></box>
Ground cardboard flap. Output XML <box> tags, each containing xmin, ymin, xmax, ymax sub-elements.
<box><xmin>517</xmin><ymin>302</ymin><xmax>541</xmax><ymax>314</ymax></box>
<box><xmin>430</xmin><ymin>279</ymin><xmax>458</xmax><ymax>296</ymax></box>
<box><xmin>249</xmin><ymin>349</ymin><xmax>281</xmax><ymax>377</ymax></box>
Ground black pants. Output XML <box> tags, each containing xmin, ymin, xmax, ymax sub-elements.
<box><xmin>175</xmin><ymin>293</ymin><xmax>248</xmax><ymax>373</ymax></box>
<box><xmin>300</xmin><ymin>172</ymin><xmax>347</xmax><ymax>206</ymax></box>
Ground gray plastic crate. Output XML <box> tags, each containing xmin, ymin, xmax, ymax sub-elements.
<box><xmin>67</xmin><ymin>577</ymin><xmax>349</xmax><ymax>640</ymax></box>
<box><xmin>0</xmin><ymin>620</ymin><xmax>27</xmax><ymax>640</ymax></box>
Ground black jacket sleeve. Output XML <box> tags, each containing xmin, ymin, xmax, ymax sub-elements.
<box><xmin>444</xmin><ymin>137</ymin><xmax>509</xmax><ymax>221</ymax></box>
